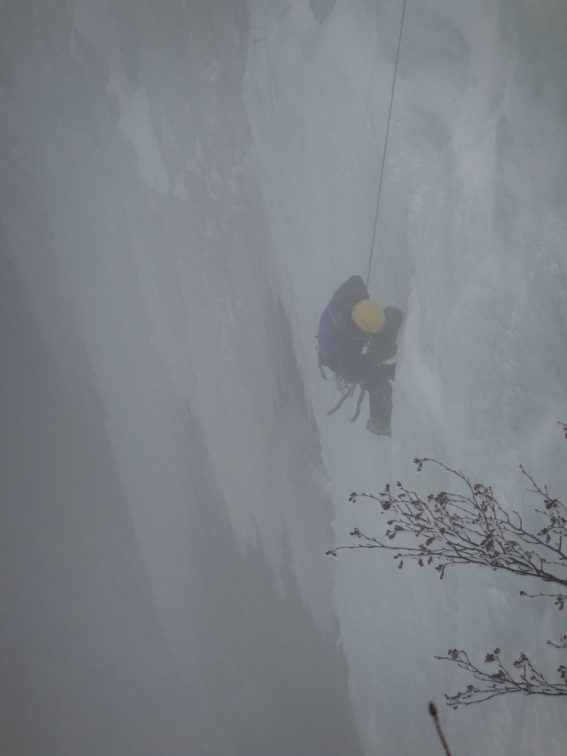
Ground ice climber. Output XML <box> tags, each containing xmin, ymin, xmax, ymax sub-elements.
<box><xmin>317</xmin><ymin>275</ymin><xmax>403</xmax><ymax>437</ymax></box>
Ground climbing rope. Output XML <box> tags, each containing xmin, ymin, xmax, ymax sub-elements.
<box><xmin>366</xmin><ymin>0</ymin><xmax>409</xmax><ymax>288</ymax></box>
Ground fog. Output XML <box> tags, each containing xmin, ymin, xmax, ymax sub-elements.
<box><xmin>1</xmin><ymin>0</ymin><xmax>566</xmax><ymax>754</ymax></box>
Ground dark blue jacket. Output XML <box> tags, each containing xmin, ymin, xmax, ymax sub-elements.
<box><xmin>317</xmin><ymin>276</ymin><xmax>373</xmax><ymax>383</ymax></box>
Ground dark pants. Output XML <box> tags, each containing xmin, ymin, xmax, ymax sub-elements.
<box><xmin>366</xmin><ymin>307</ymin><xmax>403</xmax><ymax>429</ymax></box>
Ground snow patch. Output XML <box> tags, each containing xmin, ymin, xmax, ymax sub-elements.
<box><xmin>107</xmin><ymin>70</ymin><xmax>170</xmax><ymax>196</ymax></box>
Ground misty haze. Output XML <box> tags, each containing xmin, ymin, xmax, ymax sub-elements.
<box><xmin>1</xmin><ymin>0</ymin><xmax>566</xmax><ymax>754</ymax></box>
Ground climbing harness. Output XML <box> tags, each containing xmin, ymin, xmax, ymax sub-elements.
<box><xmin>325</xmin><ymin>382</ymin><xmax>356</xmax><ymax>415</ymax></box>
<box><xmin>365</xmin><ymin>0</ymin><xmax>408</xmax><ymax>288</ymax></box>
<box><xmin>316</xmin><ymin>342</ymin><xmax>369</xmax><ymax>424</ymax></box>
<box><xmin>325</xmin><ymin>381</ymin><xmax>367</xmax><ymax>424</ymax></box>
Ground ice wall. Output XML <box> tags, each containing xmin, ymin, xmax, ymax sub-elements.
<box><xmin>244</xmin><ymin>0</ymin><xmax>567</xmax><ymax>753</ymax></box>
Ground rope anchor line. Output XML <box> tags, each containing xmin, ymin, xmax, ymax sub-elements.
<box><xmin>366</xmin><ymin>0</ymin><xmax>408</xmax><ymax>288</ymax></box>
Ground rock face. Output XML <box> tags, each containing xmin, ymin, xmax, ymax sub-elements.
<box><xmin>0</xmin><ymin>2</ymin><xmax>364</xmax><ymax>754</ymax></box>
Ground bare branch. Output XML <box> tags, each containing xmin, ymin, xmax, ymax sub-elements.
<box><xmin>547</xmin><ymin>635</ymin><xmax>567</xmax><ymax>650</ymax></box>
<box><xmin>436</xmin><ymin>649</ymin><xmax>567</xmax><ymax>707</ymax></box>
<box><xmin>329</xmin><ymin>428</ymin><xmax>567</xmax><ymax>708</ymax></box>
<box><xmin>428</xmin><ymin>702</ymin><xmax>452</xmax><ymax>755</ymax></box>
<box><xmin>329</xmin><ymin>459</ymin><xmax>567</xmax><ymax>598</ymax></box>
<box><xmin>520</xmin><ymin>591</ymin><xmax>566</xmax><ymax>610</ymax></box>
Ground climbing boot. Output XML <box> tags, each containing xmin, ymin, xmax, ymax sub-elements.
<box><xmin>366</xmin><ymin>418</ymin><xmax>391</xmax><ymax>437</ymax></box>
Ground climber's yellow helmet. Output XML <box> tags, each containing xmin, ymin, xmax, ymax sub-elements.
<box><xmin>351</xmin><ymin>300</ymin><xmax>386</xmax><ymax>333</ymax></box>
